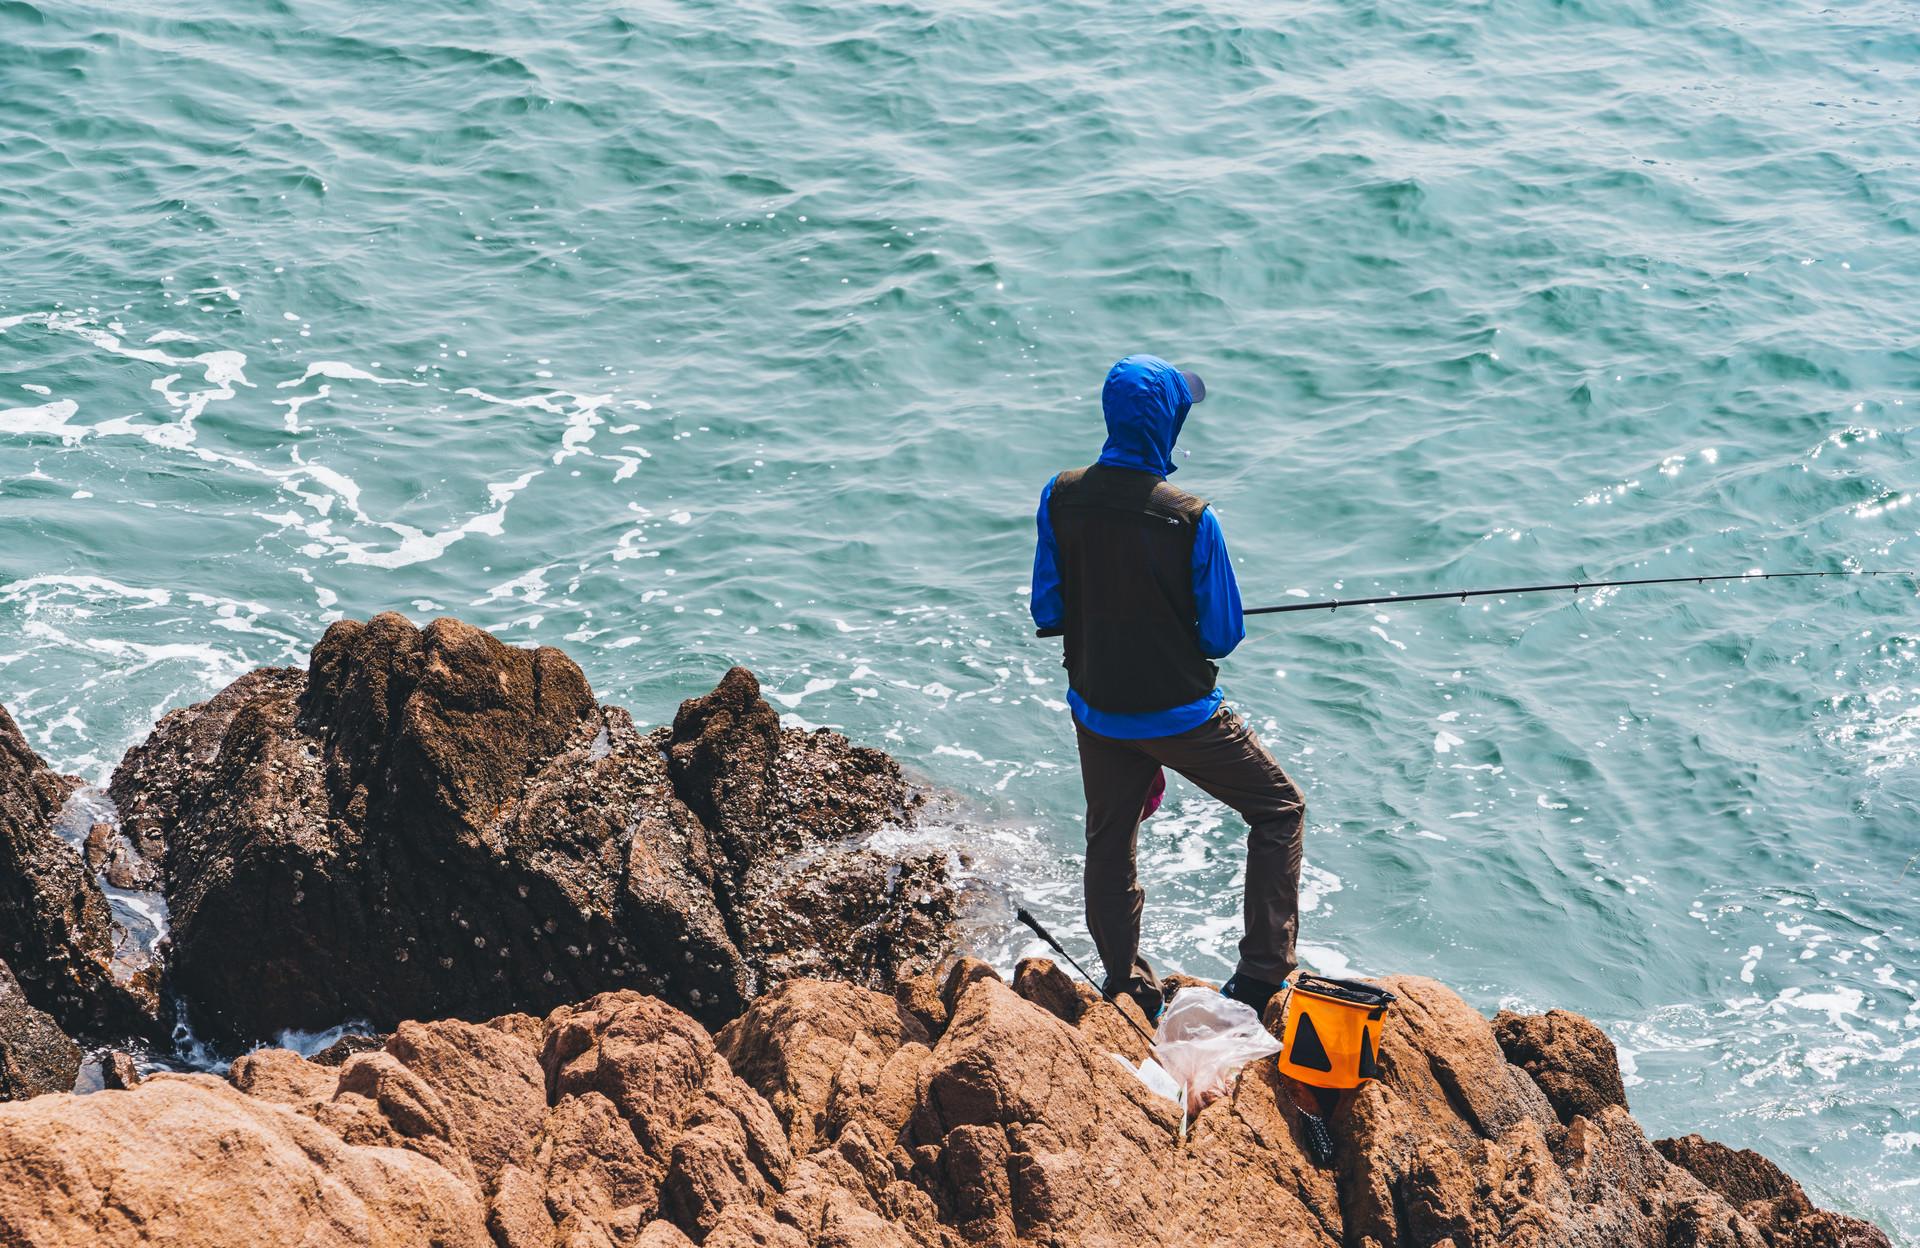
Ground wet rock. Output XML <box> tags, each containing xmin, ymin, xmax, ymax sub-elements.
<box><xmin>309</xmin><ymin>1032</ymin><xmax>385</xmax><ymax>1067</ymax></box>
<box><xmin>0</xmin><ymin>957</ymin><xmax>80</xmax><ymax>1101</ymax></box>
<box><xmin>132</xmin><ymin>614</ymin><xmax>954</xmax><ymax>1046</ymax></box>
<box><xmin>0</xmin><ymin>703</ymin><xmax>146</xmax><ymax>1037</ymax></box>
<box><xmin>670</xmin><ymin>668</ymin><xmax>948</xmax><ymax>992</ymax></box>
<box><xmin>1492</xmin><ymin>1005</ymin><xmax>1630</xmax><ymax>1124</ymax></box>
<box><xmin>1656</xmin><ymin>1134</ymin><xmax>1893</xmax><ymax>1248</ymax></box>
<box><xmin>99</xmin><ymin>1049</ymin><xmax>141</xmax><ymax>1091</ymax></box>
<box><xmin>81</xmin><ymin>823</ymin><xmax>110</xmax><ymax>871</ymax></box>
<box><xmin>107</xmin><ymin>667</ymin><xmax>304</xmax><ymax>874</ymax></box>
<box><xmin>0</xmin><ymin>1074</ymin><xmax>492</xmax><ymax>1246</ymax></box>
<box><xmin>84</xmin><ymin>820</ymin><xmax>161</xmax><ymax>892</ymax></box>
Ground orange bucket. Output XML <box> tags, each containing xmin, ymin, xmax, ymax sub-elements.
<box><xmin>1277</xmin><ymin>975</ymin><xmax>1396</xmax><ymax>1090</ymax></box>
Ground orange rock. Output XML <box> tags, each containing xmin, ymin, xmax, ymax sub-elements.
<box><xmin>1492</xmin><ymin>1006</ymin><xmax>1630</xmax><ymax>1124</ymax></box>
<box><xmin>0</xmin><ymin>1074</ymin><xmax>490</xmax><ymax>1246</ymax></box>
<box><xmin>1656</xmin><ymin>1134</ymin><xmax>1892</xmax><ymax>1248</ymax></box>
<box><xmin>0</xmin><ymin>967</ymin><xmax>1894</xmax><ymax>1246</ymax></box>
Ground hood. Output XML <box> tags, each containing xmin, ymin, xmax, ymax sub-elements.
<box><xmin>1097</xmin><ymin>354</ymin><xmax>1197</xmax><ymax>477</ymax></box>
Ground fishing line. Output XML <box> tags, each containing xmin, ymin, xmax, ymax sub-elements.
<box><xmin>1242</xmin><ymin>568</ymin><xmax>1908</xmax><ymax>618</ymax></box>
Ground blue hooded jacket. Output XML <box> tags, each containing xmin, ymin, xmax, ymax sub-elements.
<box><xmin>1031</xmin><ymin>355</ymin><xmax>1245</xmax><ymax>738</ymax></box>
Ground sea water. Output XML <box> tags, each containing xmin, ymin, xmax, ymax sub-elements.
<box><xmin>1</xmin><ymin>2</ymin><xmax>1916</xmax><ymax>1235</ymax></box>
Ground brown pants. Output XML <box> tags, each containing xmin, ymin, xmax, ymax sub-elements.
<box><xmin>1076</xmin><ymin>707</ymin><xmax>1305</xmax><ymax>994</ymax></box>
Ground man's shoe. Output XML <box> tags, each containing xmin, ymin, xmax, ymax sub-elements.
<box><xmin>1104</xmin><ymin>976</ymin><xmax>1166</xmax><ymax>1026</ymax></box>
<box><xmin>1221</xmin><ymin>973</ymin><xmax>1282</xmax><ymax>1015</ymax></box>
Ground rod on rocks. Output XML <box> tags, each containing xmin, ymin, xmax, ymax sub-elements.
<box><xmin>1015</xmin><ymin>906</ymin><xmax>1159</xmax><ymax>1051</ymax></box>
<box><xmin>1241</xmin><ymin>568</ymin><xmax>1907</xmax><ymax>618</ymax></box>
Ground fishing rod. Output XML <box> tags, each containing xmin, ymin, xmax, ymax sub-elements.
<box><xmin>1243</xmin><ymin>568</ymin><xmax>1906</xmax><ymax>617</ymax></box>
<box><xmin>1015</xmin><ymin>906</ymin><xmax>1159</xmax><ymax>1052</ymax></box>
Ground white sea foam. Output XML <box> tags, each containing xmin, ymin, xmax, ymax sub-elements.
<box><xmin>279</xmin><ymin>361</ymin><xmax>425</xmax><ymax>388</ymax></box>
<box><xmin>0</xmin><ymin>398</ymin><xmax>85</xmax><ymax>440</ymax></box>
<box><xmin>770</xmin><ymin>675</ymin><xmax>837</xmax><ymax>708</ymax></box>
<box><xmin>0</xmin><ymin>575</ymin><xmax>172</xmax><ymax>608</ymax></box>
<box><xmin>273</xmin><ymin>382</ymin><xmax>330</xmax><ymax>433</ymax></box>
<box><xmin>475</xmin><ymin>565</ymin><xmax>551</xmax><ymax>606</ymax></box>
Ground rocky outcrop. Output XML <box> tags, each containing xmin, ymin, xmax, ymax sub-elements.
<box><xmin>0</xmin><ymin>1074</ymin><xmax>491</xmax><ymax>1246</ymax></box>
<box><xmin>109</xmin><ymin>613</ymin><xmax>954</xmax><ymax>1046</ymax></box>
<box><xmin>0</xmin><ymin>703</ymin><xmax>147</xmax><ymax>1060</ymax></box>
<box><xmin>1331</xmin><ymin>977</ymin><xmax>1734</xmax><ymax>1248</ymax></box>
<box><xmin>0</xmin><ymin>614</ymin><xmax>1892</xmax><ymax>1244</ymax></box>
<box><xmin>1491</xmin><ymin>1006</ymin><xmax>1629</xmax><ymax>1125</ymax></box>
<box><xmin>0</xmin><ymin>959</ymin><xmax>80</xmax><ymax>1100</ymax></box>
<box><xmin>107</xmin><ymin>666</ymin><xmax>300</xmax><ymax>875</ymax></box>
<box><xmin>1656</xmin><ymin>1134</ymin><xmax>1893</xmax><ymax>1248</ymax></box>
<box><xmin>0</xmin><ymin>963</ymin><xmax>1889</xmax><ymax>1247</ymax></box>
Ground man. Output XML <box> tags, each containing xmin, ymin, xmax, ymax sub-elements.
<box><xmin>1031</xmin><ymin>354</ymin><xmax>1306</xmax><ymax>1021</ymax></box>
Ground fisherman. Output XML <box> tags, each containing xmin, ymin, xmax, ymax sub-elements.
<box><xmin>1031</xmin><ymin>354</ymin><xmax>1305</xmax><ymax>1022</ymax></box>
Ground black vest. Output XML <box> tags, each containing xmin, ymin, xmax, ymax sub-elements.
<box><xmin>1048</xmin><ymin>464</ymin><xmax>1217</xmax><ymax>714</ymax></box>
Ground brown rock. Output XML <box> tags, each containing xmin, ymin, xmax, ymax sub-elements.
<box><xmin>310</xmin><ymin>1032</ymin><xmax>386</xmax><ymax>1066</ymax></box>
<box><xmin>717</xmin><ymin>978</ymin><xmax>930</xmax><ymax>1156</ymax></box>
<box><xmin>1493</xmin><ymin>1005</ymin><xmax>1631</xmax><ymax>1124</ymax></box>
<box><xmin>1</xmin><ymin>974</ymin><xmax>1894</xmax><ymax>1248</ymax></box>
<box><xmin>894</xmin><ymin>965</ymin><xmax>949</xmax><ymax>1038</ymax></box>
<box><xmin>542</xmin><ymin>1089</ymin><xmax>660</xmax><ymax>1239</ymax></box>
<box><xmin>936</xmin><ymin>955</ymin><xmax>1001</xmax><ymax>1018</ymax></box>
<box><xmin>0</xmin><ymin>1074</ymin><xmax>492</xmax><ymax>1246</ymax></box>
<box><xmin>384</xmin><ymin>1016</ymin><xmax>548</xmax><ymax>1187</ymax></box>
<box><xmin>107</xmin><ymin>667</ymin><xmax>304</xmax><ymax>873</ymax></box>
<box><xmin>228</xmin><ymin>1046</ymin><xmax>336</xmax><ymax>1105</ymax></box>
<box><xmin>487</xmin><ymin>1162</ymin><xmax>559</xmax><ymax>1247</ymax></box>
<box><xmin>324</xmin><ymin>1048</ymin><xmax>477</xmax><ymax>1183</ymax></box>
<box><xmin>543</xmin><ymin>990</ymin><xmax>791</xmax><ymax>1238</ymax></box>
<box><xmin>1657</xmin><ymin>1134</ymin><xmax>1893</xmax><ymax>1248</ymax></box>
<box><xmin>0</xmin><ymin>703</ymin><xmax>144</xmax><ymax>1037</ymax></box>
<box><xmin>1327</xmin><ymin>976</ymin><xmax>1826</xmax><ymax>1248</ymax></box>
<box><xmin>0</xmin><ymin>957</ymin><xmax>79</xmax><ymax>1100</ymax></box>
<box><xmin>123</xmin><ymin>618</ymin><xmax>953</xmax><ymax>1046</ymax></box>
<box><xmin>1011</xmin><ymin>956</ymin><xmax>1152</xmax><ymax>1063</ymax></box>
<box><xmin>904</xmin><ymin>968</ymin><xmax>1338</xmax><ymax>1247</ymax></box>
<box><xmin>99</xmin><ymin>1049</ymin><xmax>141</xmax><ymax>1091</ymax></box>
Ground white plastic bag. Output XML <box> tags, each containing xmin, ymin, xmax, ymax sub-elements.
<box><xmin>1111</xmin><ymin>1052</ymin><xmax>1183</xmax><ymax>1105</ymax></box>
<box><xmin>1150</xmin><ymin>986</ymin><xmax>1281</xmax><ymax>1117</ymax></box>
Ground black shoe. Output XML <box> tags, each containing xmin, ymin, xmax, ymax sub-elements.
<box><xmin>1104</xmin><ymin>975</ymin><xmax>1166</xmax><ymax>1025</ymax></box>
<box><xmin>1221</xmin><ymin>973</ymin><xmax>1282</xmax><ymax>1015</ymax></box>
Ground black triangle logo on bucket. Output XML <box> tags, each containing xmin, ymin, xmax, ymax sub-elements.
<box><xmin>1289</xmin><ymin>1011</ymin><xmax>1334</xmax><ymax>1072</ymax></box>
<box><xmin>1357</xmin><ymin>1027</ymin><xmax>1378</xmax><ymax>1080</ymax></box>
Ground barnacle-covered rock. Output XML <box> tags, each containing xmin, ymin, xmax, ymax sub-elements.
<box><xmin>115</xmin><ymin>614</ymin><xmax>955</xmax><ymax>1045</ymax></box>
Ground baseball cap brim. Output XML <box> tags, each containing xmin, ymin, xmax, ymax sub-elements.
<box><xmin>1180</xmin><ymin>369</ymin><xmax>1206</xmax><ymax>404</ymax></box>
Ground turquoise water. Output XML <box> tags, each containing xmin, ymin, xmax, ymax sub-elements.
<box><xmin>3</xmin><ymin>0</ymin><xmax>1917</xmax><ymax>1232</ymax></box>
